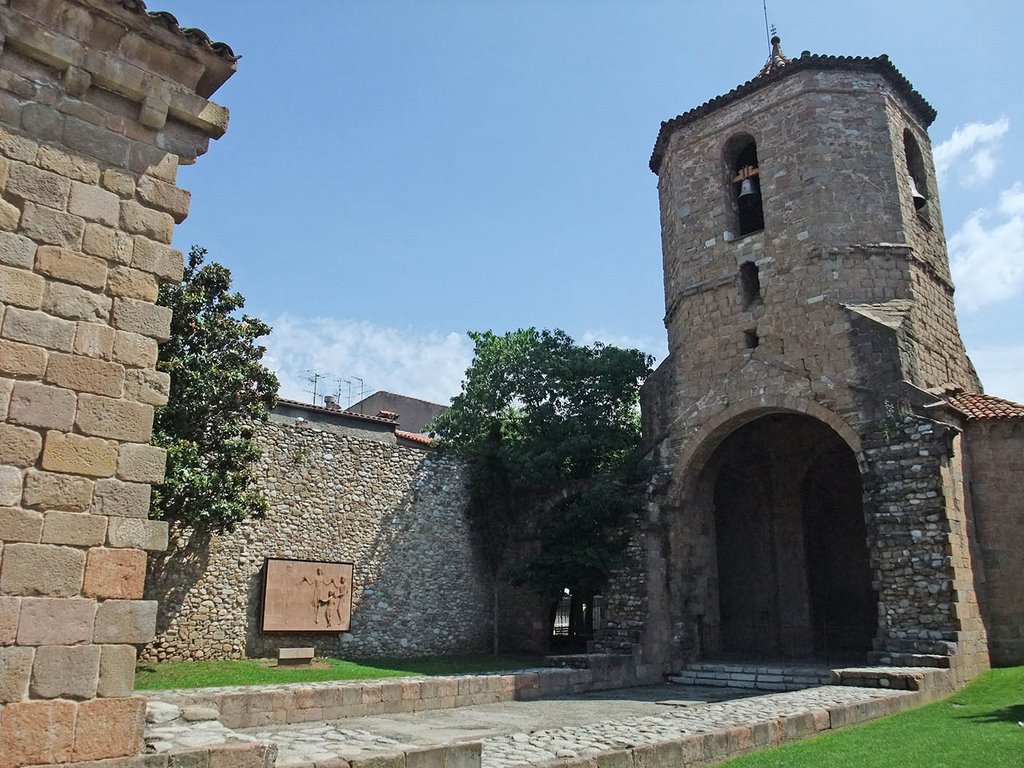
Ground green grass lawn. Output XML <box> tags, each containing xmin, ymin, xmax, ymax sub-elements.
<box><xmin>134</xmin><ymin>653</ymin><xmax>543</xmax><ymax>690</ymax></box>
<box><xmin>720</xmin><ymin>666</ymin><xmax>1024</xmax><ymax>768</ymax></box>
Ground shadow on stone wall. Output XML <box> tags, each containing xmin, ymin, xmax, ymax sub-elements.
<box><xmin>144</xmin><ymin>420</ymin><xmax>494</xmax><ymax>661</ymax></box>
<box><xmin>146</xmin><ymin>522</ymin><xmax>211</xmax><ymax>642</ymax></box>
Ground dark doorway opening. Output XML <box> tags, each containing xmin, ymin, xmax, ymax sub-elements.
<box><xmin>707</xmin><ymin>413</ymin><xmax>876</xmax><ymax>660</ymax></box>
<box><xmin>549</xmin><ymin>589</ymin><xmax>599</xmax><ymax>653</ymax></box>
<box><xmin>802</xmin><ymin>447</ymin><xmax>876</xmax><ymax>655</ymax></box>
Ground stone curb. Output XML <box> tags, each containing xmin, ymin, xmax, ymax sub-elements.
<box><xmin>20</xmin><ymin>741</ymin><xmax>278</xmax><ymax>768</ymax></box>
<box><xmin>145</xmin><ymin>667</ymin><xmax>644</xmax><ymax>730</ymax></box>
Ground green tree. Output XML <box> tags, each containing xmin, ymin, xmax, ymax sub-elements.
<box><xmin>431</xmin><ymin>329</ymin><xmax>653</xmax><ymax>599</ymax></box>
<box><xmin>151</xmin><ymin>246</ymin><xmax>279</xmax><ymax>532</ymax></box>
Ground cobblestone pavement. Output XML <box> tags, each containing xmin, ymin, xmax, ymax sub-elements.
<box><xmin>229</xmin><ymin>684</ymin><xmax>906</xmax><ymax>767</ymax></box>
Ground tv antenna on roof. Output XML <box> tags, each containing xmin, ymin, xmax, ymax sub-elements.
<box><xmin>302</xmin><ymin>370</ymin><xmax>328</xmax><ymax>406</ymax></box>
<box><xmin>339</xmin><ymin>376</ymin><xmax>369</xmax><ymax>409</ymax></box>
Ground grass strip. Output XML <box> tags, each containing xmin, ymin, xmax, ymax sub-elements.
<box><xmin>135</xmin><ymin>653</ymin><xmax>543</xmax><ymax>690</ymax></box>
<box><xmin>720</xmin><ymin>666</ymin><xmax>1024</xmax><ymax>768</ymax></box>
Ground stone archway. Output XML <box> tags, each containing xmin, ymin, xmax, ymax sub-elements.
<box><xmin>695</xmin><ymin>412</ymin><xmax>876</xmax><ymax>659</ymax></box>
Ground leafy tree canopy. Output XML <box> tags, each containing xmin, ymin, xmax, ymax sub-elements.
<box><xmin>431</xmin><ymin>329</ymin><xmax>653</xmax><ymax>597</ymax></box>
<box><xmin>151</xmin><ymin>246</ymin><xmax>279</xmax><ymax>532</ymax></box>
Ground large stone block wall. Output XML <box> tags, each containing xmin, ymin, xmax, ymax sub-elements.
<box><xmin>965</xmin><ymin>419</ymin><xmax>1024</xmax><ymax>666</ymax></box>
<box><xmin>0</xmin><ymin>1</ymin><xmax>233</xmax><ymax>765</ymax></box>
<box><xmin>144</xmin><ymin>413</ymin><xmax>493</xmax><ymax>661</ymax></box>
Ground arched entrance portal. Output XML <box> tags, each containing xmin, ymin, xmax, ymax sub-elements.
<box><xmin>706</xmin><ymin>413</ymin><xmax>875</xmax><ymax>659</ymax></box>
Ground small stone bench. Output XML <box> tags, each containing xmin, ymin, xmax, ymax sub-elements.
<box><xmin>278</xmin><ymin>647</ymin><xmax>315</xmax><ymax>666</ymax></box>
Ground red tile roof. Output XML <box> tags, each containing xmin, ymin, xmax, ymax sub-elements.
<box><xmin>944</xmin><ymin>391</ymin><xmax>1024</xmax><ymax>421</ymax></box>
<box><xmin>757</xmin><ymin>36</ymin><xmax>792</xmax><ymax>79</ymax></box>
<box><xmin>396</xmin><ymin>430</ymin><xmax>433</xmax><ymax>446</ymax></box>
<box><xmin>276</xmin><ymin>398</ymin><xmax>399</xmax><ymax>425</ymax></box>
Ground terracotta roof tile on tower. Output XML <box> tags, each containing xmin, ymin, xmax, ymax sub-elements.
<box><xmin>757</xmin><ymin>36</ymin><xmax>792</xmax><ymax>78</ymax></box>
<box><xmin>114</xmin><ymin>0</ymin><xmax>239</xmax><ymax>60</ymax></box>
<box><xmin>944</xmin><ymin>391</ymin><xmax>1024</xmax><ymax>420</ymax></box>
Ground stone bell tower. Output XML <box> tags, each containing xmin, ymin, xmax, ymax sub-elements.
<box><xmin>629</xmin><ymin>38</ymin><xmax>990</xmax><ymax>680</ymax></box>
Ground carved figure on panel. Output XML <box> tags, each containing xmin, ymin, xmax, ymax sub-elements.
<box><xmin>301</xmin><ymin>567</ymin><xmax>348</xmax><ymax>627</ymax></box>
<box><xmin>261</xmin><ymin>558</ymin><xmax>353</xmax><ymax>632</ymax></box>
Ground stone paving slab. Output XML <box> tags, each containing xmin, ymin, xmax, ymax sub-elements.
<box><xmin>222</xmin><ymin>683</ymin><xmax>909</xmax><ymax>767</ymax></box>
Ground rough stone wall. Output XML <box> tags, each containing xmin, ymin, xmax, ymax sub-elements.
<box><xmin>0</xmin><ymin>2</ymin><xmax>231</xmax><ymax>765</ymax></box>
<box><xmin>965</xmin><ymin>419</ymin><xmax>1024</xmax><ymax>666</ymax></box>
<box><xmin>885</xmin><ymin>100</ymin><xmax>979</xmax><ymax>391</ymax></box>
<box><xmin>495</xmin><ymin>580</ymin><xmax>551</xmax><ymax>654</ymax></box>
<box><xmin>590</xmin><ymin>508</ymin><xmax>648</xmax><ymax>655</ymax></box>
<box><xmin>861</xmin><ymin>416</ymin><xmax>988</xmax><ymax>677</ymax></box>
<box><xmin>144</xmin><ymin>413</ymin><xmax>493</xmax><ymax>661</ymax></box>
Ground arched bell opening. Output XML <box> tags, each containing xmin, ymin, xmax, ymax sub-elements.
<box><xmin>903</xmin><ymin>129</ymin><xmax>929</xmax><ymax>215</ymax></box>
<box><xmin>696</xmin><ymin>412</ymin><xmax>876</xmax><ymax>660</ymax></box>
<box><xmin>723</xmin><ymin>134</ymin><xmax>765</xmax><ymax>236</ymax></box>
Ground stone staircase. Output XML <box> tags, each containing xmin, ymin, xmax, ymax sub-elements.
<box><xmin>667</xmin><ymin>661</ymin><xmax>834</xmax><ymax>691</ymax></box>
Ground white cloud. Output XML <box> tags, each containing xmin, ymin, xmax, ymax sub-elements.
<box><xmin>263</xmin><ymin>314</ymin><xmax>473</xmax><ymax>407</ymax></box>
<box><xmin>949</xmin><ymin>183</ymin><xmax>1024</xmax><ymax>313</ymax></box>
<box><xmin>933</xmin><ymin>117</ymin><xmax>1009</xmax><ymax>186</ymax></box>
<box><xmin>578</xmin><ymin>329</ymin><xmax>667</xmax><ymax>364</ymax></box>
<box><xmin>970</xmin><ymin>345</ymin><xmax>1024</xmax><ymax>405</ymax></box>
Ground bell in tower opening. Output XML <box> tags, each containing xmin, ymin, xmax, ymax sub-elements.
<box><xmin>731</xmin><ymin>139</ymin><xmax>764</xmax><ymax>235</ymax></box>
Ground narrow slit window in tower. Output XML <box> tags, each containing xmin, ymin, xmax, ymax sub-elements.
<box><xmin>740</xmin><ymin>261</ymin><xmax>761</xmax><ymax>307</ymax></box>
<box><xmin>744</xmin><ymin>328</ymin><xmax>760</xmax><ymax>349</ymax></box>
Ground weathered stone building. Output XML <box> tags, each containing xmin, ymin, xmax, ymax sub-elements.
<box><xmin>2</xmin><ymin>8</ymin><xmax>1018</xmax><ymax>766</ymax></box>
<box><xmin>600</xmin><ymin>39</ymin><xmax>1024</xmax><ymax>679</ymax></box>
<box><xmin>0</xmin><ymin>0</ymin><xmax>235</xmax><ymax>764</ymax></box>
<box><xmin>144</xmin><ymin>399</ymin><xmax>493</xmax><ymax>662</ymax></box>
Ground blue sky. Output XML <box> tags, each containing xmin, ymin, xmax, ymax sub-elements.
<box><xmin>164</xmin><ymin>1</ymin><xmax>1024</xmax><ymax>406</ymax></box>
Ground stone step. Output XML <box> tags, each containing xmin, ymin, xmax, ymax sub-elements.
<box><xmin>832</xmin><ymin>665</ymin><xmax>952</xmax><ymax>692</ymax></box>
<box><xmin>667</xmin><ymin>662</ymin><xmax>832</xmax><ymax>691</ymax></box>
<box><xmin>869</xmin><ymin>652</ymin><xmax>952</xmax><ymax>668</ymax></box>
<box><xmin>684</xmin><ymin>661</ymin><xmax>836</xmax><ymax>675</ymax></box>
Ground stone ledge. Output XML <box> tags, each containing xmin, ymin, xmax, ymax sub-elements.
<box><xmin>831</xmin><ymin>665</ymin><xmax>951</xmax><ymax>692</ymax></box>
<box><xmin>1</xmin><ymin>6</ymin><xmax>230</xmax><ymax>137</ymax></box>
<box><xmin>22</xmin><ymin>742</ymin><xmax>279</xmax><ymax>768</ymax></box>
<box><xmin>144</xmin><ymin>664</ymin><xmax>644</xmax><ymax>730</ymax></box>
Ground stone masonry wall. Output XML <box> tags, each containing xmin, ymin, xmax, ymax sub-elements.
<box><xmin>630</xmin><ymin>58</ymin><xmax>988</xmax><ymax>675</ymax></box>
<box><xmin>144</xmin><ymin>413</ymin><xmax>493</xmax><ymax>661</ymax></box>
<box><xmin>965</xmin><ymin>419</ymin><xmax>1024</xmax><ymax>666</ymax></box>
<box><xmin>590</xmin><ymin>508</ymin><xmax>649</xmax><ymax>658</ymax></box>
<box><xmin>0</xmin><ymin>2</ymin><xmax>233</xmax><ymax>766</ymax></box>
<box><xmin>885</xmin><ymin>98</ymin><xmax>979</xmax><ymax>393</ymax></box>
<box><xmin>861</xmin><ymin>415</ymin><xmax>988</xmax><ymax>678</ymax></box>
